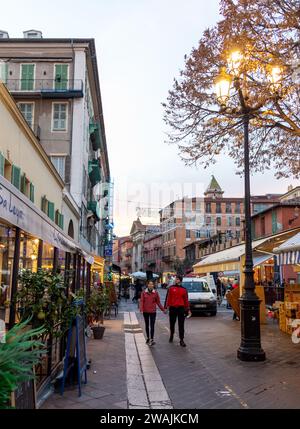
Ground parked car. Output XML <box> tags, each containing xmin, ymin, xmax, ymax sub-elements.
<box><xmin>182</xmin><ymin>277</ymin><xmax>217</xmax><ymax>316</ymax></box>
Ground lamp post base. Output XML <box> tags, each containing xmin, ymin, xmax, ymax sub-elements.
<box><xmin>237</xmin><ymin>347</ymin><xmax>266</xmax><ymax>362</ymax></box>
<box><xmin>237</xmin><ymin>293</ymin><xmax>266</xmax><ymax>362</ymax></box>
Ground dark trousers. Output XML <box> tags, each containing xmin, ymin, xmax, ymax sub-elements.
<box><xmin>169</xmin><ymin>306</ymin><xmax>185</xmax><ymax>340</ymax></box>
<box><xmin>143</xmin><ymin>312</ymin><xmax>156</xmax><ymax>339</ymax></box>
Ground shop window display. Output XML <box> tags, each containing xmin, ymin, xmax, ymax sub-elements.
<box><xmin>0</xmin><ymin>225</ymin><xmax>15</xmax><ymax>324</ymax></box>
<box><xmin>19</xmin><ymin>234</ymin><xmax>39</xmax><ymax>272</ymax></box>
<box><xmin>42</xmin><ymin>242</ymin><xmax>54</xmax><ymax>271</ymax></box>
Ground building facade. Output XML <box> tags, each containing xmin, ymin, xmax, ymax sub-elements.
<box><xmin>0</xmin><ymin>32</ymin><xmax>112</xmax><ymax>259</ymax></box>
<box><xmin>160</xmin><ymin>176</ymin><xmax>282</xmax><ymax>276</ymax></box>
<box><xmin>143</xmin><ymin>232</ymin><xmax>162</xmax><ymax>275</ymax></box>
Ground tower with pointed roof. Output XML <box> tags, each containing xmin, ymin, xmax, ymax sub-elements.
<box><xmin>204</xmin><ymin>175</ymin><xmax>224</xmax><ymax>199</ymax></box>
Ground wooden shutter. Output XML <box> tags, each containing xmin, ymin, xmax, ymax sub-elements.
<box><xmin>48</xmin><ymin>202</ymin><xmax>55</xmax><ymax>221</ymax></box>
<box><xmin>30</xmin><ymin>183</ymin><xmax>35</xmax><ymax>203</ymax></box>
<box><xmin>21</xmin><ymin>64</ymin><xmax>34</xmax><ymax>90</ymax></box>
<box><xmin>0</xmin><ymin>152</ymin><xmax>5</xmax><ymax>176</ymax></box>
<box><xmin>60</xmin><ymin>214</ymin><xmax>64</xmax><ymax>230</ymax></box>
<box><xmin>55</xmin><ymin>64</ymin><xmax>68</xmax><ymax>90</ymax></box>
<box><xmin>11</xmin><ymin>165</ymin><xmax>21</xmax><ymax>189</ymax></box>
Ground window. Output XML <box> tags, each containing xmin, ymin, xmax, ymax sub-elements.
<box><xmin>186</xmin><ymin>229</ymin><xmax>191</xmax><ymax>239</ymax></box>
<box><xmin>206</xmin><ymin>216</ymin><xmax>211</xmax><ymax>225</ymax></box>
<box><xmin>217</xmin><ymin>217</ymin><xmax>222</xmax><ymax>226</ymax></box>
<box><xmin>216</xmin><ymin>202</ymin><xmax>221</xmax><ymax>213</ymax></box>
<box><xmin>20</xmin><ymin>64</ymin><xmax>35</xmax><ymax>91</ymax></box>
<box><xmin>20</xmin><ymin>173</ymin><xmax>30</xmax><ymax>197</ymax></box>
<box><xmin>206</xmin><ymin>203</ymin><xmax>211</xmax><ymax>213</ymax></box>
<box><xmin>226</xmin><ymin>202</ymin><xmax>232</xmax><ymax>213</ymax></box>
<box><xmin>52</xmin><ymin>103</ymin><xmax>68</xmax><ymax>131</ymax></box>
<box><xmin>236</xmin><ymin>217</ymin><xmax>241</xmax><ymax>226</ymax></box>
<box><xmin>54</xmin><ymin>64</ymin><xmax>69</xmax><ymax>90</ymax></box>
<box><xmin>227</xmin><ymin>217</ymin><xmax>232</xmax><ymax>227</ymax></box>
<box><xmin>196</xmin><ymin>230</ymin><xmax>201</xmax><ymax>238</ymax></box>
<box><xmin>235</xmin><ymin>202</ymin><xmax>241</xmax><ymax>214</ymax></box>
<box><xmin>272</xmin><ymin>211</ymin><xmax>278</xmax><ymax>234</ymax></box>
<box><xmin>51</xmin><ymin>156</ymin><xmax>66</xmax><ymax>181</ymax></box>
<box><xmin>18</xmin><ymin>103</ymin><xmax>34</xmax><ymax>128</ymax></box>
<box><xmin>11</xmin><ymin>165</ymin><xmax>21</xmax><ymax>190</ymax></box>
<box><xmin>261</xmin><ymin>216</ymin><xmax>266</xmax><ymax>236</ymax></box>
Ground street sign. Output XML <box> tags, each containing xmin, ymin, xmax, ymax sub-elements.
<box><xmin>105</xmin><ymin>248</ymin><xmax>113</xmax><ymax>257</ymax></box>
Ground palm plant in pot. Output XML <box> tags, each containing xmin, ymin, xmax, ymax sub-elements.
<box><xmin>86</xmin><ymin>288</ymin><xmax>110</xmax><ymax>339</ymax></box>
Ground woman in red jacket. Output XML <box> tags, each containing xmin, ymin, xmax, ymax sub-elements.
<box><xmin>140</xmin><ymin>280</ymin><xmax>166</xmax><ymax>346</ymax></box>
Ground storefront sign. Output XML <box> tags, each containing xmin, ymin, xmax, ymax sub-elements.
<box><xmin>0</xmin><ymin>178</ymin><xmax>78</xmax><ymax>253</ymax></box>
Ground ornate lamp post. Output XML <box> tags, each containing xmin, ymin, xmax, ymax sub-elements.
<box><xmin>215</xmin><ymin>50</ymin><xmax>282</xmax><ymax>362</ymax></box>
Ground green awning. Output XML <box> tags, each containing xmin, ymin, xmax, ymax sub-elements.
<box><xmin>89</xmin><ymin>122</ymin><xmax>101</xmax><ymax>151</ymax></box>
<box><xmin>88</xmin><ymin>159</ymin><xmax>101</xmax><ymax>187</ymax></box>
<box><xmin>87</xmin><ymin>200</ymin><xmax>100</xmax><ymax>222</ymax></box>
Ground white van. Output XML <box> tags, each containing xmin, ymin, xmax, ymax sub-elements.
<box><xmin>182</xmin><ymin>277</ymin><xmax>217</xmax><ymax>316</ymax></box>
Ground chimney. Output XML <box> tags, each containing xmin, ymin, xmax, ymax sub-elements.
<box><xmin>288</xmin><ymin>185</ymin><xmax>293</xmax><ymax>192</ymax></box>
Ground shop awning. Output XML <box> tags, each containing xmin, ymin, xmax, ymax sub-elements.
<box><xmin>193</xmin><ymin>237</ymin><xmax>268</xmax><ymax>270</ymax></box>
<box><xmin>253</xmin><ymin>252</ymin><xmax>274</xmax><ymax>267</ymax></box>
<box><xmin>273</xmin><ymin>232</ymin><xmax>300</xmax><ymax>265</ymax></box>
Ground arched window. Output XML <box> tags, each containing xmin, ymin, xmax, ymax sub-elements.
<box><xmin>68</xmin><ymin>220</ymin><xmax>74</xmax><ymax>239</ymax></box>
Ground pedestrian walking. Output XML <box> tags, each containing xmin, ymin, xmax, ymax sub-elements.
<box><xmin>132</xmin><ymin>279</ymin><xmax>142</xmax><ymax>303</ymax></box>
<box><xmin>164</xmin><ymin>274</ymin><xmax>191</xmax><ymax>347</ymax></box>
<box><xmin>232</xmin><ymin>280</ymin><xmax>240</xmax><ymax>321</ymax></box>
<box><xmin>140</xmin><ymin>280</ymin><xmax>166</xmax><ymax>346</ymax></box>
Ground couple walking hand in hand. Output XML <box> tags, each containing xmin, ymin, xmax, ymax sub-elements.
<box><xmin>139</xmin><ymin>275</ymin><xmax>192</xmax><ymax>348</ymax></box>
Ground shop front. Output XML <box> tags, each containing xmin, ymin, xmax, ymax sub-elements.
<box><xmin>0</xmin><ymin>176</ymin><xmax>83</xmax><ymax>396</ymax></box>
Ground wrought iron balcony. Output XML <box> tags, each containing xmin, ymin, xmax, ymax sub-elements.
<box><xmin>5</xmin><ymin>79</ymin><xmax>84</xmax><ymax>99</ymax></box>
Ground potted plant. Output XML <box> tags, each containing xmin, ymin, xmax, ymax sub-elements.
<box><xmin>86</xmin><ymin>288</ymin><xmax>110</xmax><ymax>339</ymax></box>
<box><xmin>0</xmin><ymin>320</ymin><xmax>46</xmax><ymax>409</ymax></box>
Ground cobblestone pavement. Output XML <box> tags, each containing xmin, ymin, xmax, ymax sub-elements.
<box><xmin>42</xmin><ymin>288</ymin><xmax>300</xmax><ymax>409</ymax></box>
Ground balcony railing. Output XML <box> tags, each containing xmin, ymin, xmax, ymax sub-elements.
<box><xmin>5</xmin><ymin>79</ymin><xmax>84</xmax><ymax>98</ymax></box>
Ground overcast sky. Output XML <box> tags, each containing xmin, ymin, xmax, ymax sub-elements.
<box><xmin>2</xmin><ymin>0</ymin><xmax>299</xmax><ymax>236</ymax></box>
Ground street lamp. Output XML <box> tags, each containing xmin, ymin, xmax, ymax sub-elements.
<box><xmin>214</xmin><ymin>49</ymin><xmax>278</xmax><ymax>362</ymax></box>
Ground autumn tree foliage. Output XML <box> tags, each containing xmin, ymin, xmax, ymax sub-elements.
<box><xmin>163</xmin><ymin>0</ymin><xmax>300</xmax><ymax>178</ymax></box>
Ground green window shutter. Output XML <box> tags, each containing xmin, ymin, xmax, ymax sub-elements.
<box><xmin>11</xmin><ymin>165</ymin><xmax>21</xmax><ymax>189</ymax></box>
<box><xmin>21</xmin><ymin>64</ymin><xmax>34</xmax><ymax>90</ymax></box>
<box><xmin>0</xmin><ymin>152</ymin><xmax>5</xmax><ymax>176</ymax></box>
<box><xmin>48</xmin><ymin>202</ymin><xmax>55</xmax><ymax>221</ymax></box>
<box><xmin>30</xmin><ymin>183</ymin><xmax>35</xmax><ymax>203</ymax></box>
<box><xmin>60</xmin><ymin>214</ymin><xmax>64</xmax><ymax>230</ymax></box>
<box><xmin>55</xmin><ymin>64</ymin><xmax>68</xmax><ymax>90</ymax></box>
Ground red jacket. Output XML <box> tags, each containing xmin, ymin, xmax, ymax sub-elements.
<box><xmin>165</xmin><ymin>285</ymin><xmax>190</xmax><ymax>311</ymax></box>
<box><xmin>140</xmin><ymin>289</ymin><xmax>165</xmax><ymax>313</ymax></box>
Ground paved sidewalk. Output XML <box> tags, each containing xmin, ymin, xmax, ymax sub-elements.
<box><xmin>42</xmin><ymin>290</ymin><xmax>300</xmax><ymax>409</ymax></box>
<box><xmin>41</xmin><ymin>316</ymin><xmax>127</xmax><ymax>409</ymax></box>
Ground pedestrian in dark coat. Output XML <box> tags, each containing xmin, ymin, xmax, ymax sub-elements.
<box><xmin>140</xmin><ymin>280</ymin><xmax>166</xmax><ymax>345</ymax></box>
<box><xmin>164</xmin><ymin>274</ymin><xmax>191</xmax><ymax>347</ymax></box>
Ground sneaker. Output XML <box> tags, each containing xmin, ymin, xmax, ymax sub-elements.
<box><xmin>150</xmin><ymin>339</ymin><xmax>156</xmax><ymax>346</ymax></box>
<box><xmin>169</xmin><ymin>335</ymin><xmax>174</xmax><ymax>343</ymax></box>
<box><xmin>180</xmin><ymin>340</ymin><xmax>186</xmax><ymax>347</ymax></box>
<box><xmin>146</xmin><ymin>338</ymin><xmax>150</xmax><ymax>344</ymax></box>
